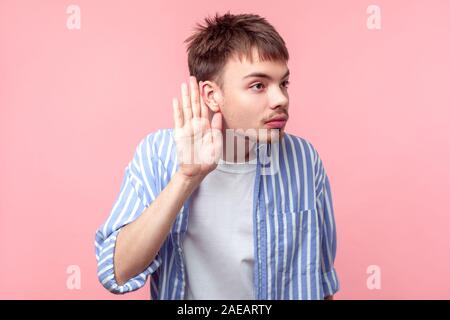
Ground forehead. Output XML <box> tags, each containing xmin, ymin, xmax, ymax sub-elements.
<box><xmin>222</xmin><ymin>47</ymin><xmax>288</xmax><ymax>80</ymax></box>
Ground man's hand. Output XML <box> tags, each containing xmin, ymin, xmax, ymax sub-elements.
<box><xmin>172</xmin><ymin>76</ymin><xmax>223</xmax><ymax>180</ymax></box>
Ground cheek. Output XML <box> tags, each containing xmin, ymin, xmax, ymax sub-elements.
<box><xmin>226</xmin><ymin>88</ymin><xmax>262</xmax><ymax>106</ymax></box>
<box><xmin>223</xmin><ymin>90</ymin><xmax>265</xmax><ymax>125</ymax></box>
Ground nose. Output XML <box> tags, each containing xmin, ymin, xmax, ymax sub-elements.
<box><xmin>269</xmin><ymin>85</ymin><xmax>289</xmax><ymax>111</ymax></box>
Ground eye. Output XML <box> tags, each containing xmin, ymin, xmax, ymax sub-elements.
<box><xmin>281</xmin><ymin>80</ymin><xmax>290</xmax><ymax>89</ymax></box>
<box><xmin>250</xmin><ymin>82</ymin><xmax>265</xmax><ymax>92</ymax></box>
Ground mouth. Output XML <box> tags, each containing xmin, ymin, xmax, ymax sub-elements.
<box><xmin>264</xmin><ymin>116</ymin><xmax>288</xmax><ymax>129</ymax></box>
<box><xmin>265</xmin><ymin>120</ymin><xmax>287</xmax><ymax>129</ymax></box>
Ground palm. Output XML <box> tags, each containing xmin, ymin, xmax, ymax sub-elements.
<box><xmin>172</xmin><ymin>76</ymin><xmax>222</xmax><ymax>179</ymax></box>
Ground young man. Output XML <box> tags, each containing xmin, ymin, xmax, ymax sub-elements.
<box><xmin>95</xmin><ymin>12</ymin><xmax>339</xmax><ymax>300</ymax></box>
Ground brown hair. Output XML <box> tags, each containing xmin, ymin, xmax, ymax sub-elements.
<box><xmin>184</xmin><ymin>12</ymin><xmax>289</xmax><ymax>88</ymax></box>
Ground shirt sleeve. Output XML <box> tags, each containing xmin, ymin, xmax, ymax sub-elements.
<box><xmin>94</xmin><ymin>135</ymin><xmax>162</xmax><ymax>294</ymax></box>
<box><xmin>315</xmin><ymin>153</ymin><xmax>340</xmax><ymax>298</ymax></box>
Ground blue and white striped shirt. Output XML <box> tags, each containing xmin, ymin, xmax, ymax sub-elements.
<box><xmin>95</xmin><ymin>128</ymin><xmax>339</xmax><ymax>299</ymax></box>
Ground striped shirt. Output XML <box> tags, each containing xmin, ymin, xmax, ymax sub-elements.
<box><xmin>95</xmin><ymin>128</ymin><xmax>339</xmax><ymax>300</ymax></box>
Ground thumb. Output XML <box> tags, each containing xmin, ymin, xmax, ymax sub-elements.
<box><xmin>210</xmin><ymin>111</ymin><xmax>222</xmax><ymax>131</ymax></box>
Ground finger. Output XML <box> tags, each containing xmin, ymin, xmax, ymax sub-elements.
<box><xmin>211</xmin><ymin>112</ymin><xmax>223</xmax><ymax>159</ymax></box>
<box><xmin>202</xmin><ymin>129</ymin><xmax>212</xmax><ymax>145</ymax></box>
<box><xmin>181</xmin><ymin>82</ymin><xmax>192</xmax><ymax>122</ymax></box>
<box><xmin>199</xmin><ymin>81</ymin><xmax>209</xmax><ymax>121</ymax></box>
<box><xmin>210</xmin><ymin>111</ymin><xmax>222</xmax><ymax>131</ymax></box>
<box><xmin>190</xmin><ymin>76</ymin><xmax>200</xmax><ymax>118</ymax></box>
<box><xmin>201</xmin><ymin>130</ymin><xmax>214</xmax><ymax>164</ymax></box>
<box><xmin>172</xmin><ymin>97</ymin><xmax>183</xmax><ymax>129</ymax></box>
<box><xmin>210</xmin><ymin>118</ymin><xmax>223</xmax><ymax>162</ymax></box>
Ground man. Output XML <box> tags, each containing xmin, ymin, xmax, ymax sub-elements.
<box><xmin>95</xmin><ymin>12</ymin><xmax>339</xmax><ymax>300</ymax></box>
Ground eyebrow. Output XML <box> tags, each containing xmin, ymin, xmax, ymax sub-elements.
<box><xmin>242</xmin><ymin>69</ymin><xmax>290</xmax><ymax>81</ymax></box>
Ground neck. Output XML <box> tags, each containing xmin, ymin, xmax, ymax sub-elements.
<box><xmin>221</xmin><ymin>130</ymin><xmax>257</xmax><ymax>163</ymax></box>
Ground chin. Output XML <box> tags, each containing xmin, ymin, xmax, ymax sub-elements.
<box><xmin>257</xmin><ymin>128</ymin><xmax>285</xmax><ymax>144</ymax></box>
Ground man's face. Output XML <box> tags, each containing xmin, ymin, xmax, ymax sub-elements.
<box><xmin>216</xmin><ymin>47</ymin><xmax>290</xmax><ymax>144</ymax></box>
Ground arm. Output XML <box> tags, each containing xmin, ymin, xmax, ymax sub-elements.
<box><xmin>95</xmin><ymin>76</ymin><xmax>222</xmax><ymax>293</ymax></box>
<box><xmin>318</xmin><ymin>173</ymin><xmax>340</xmax><ymax>299</ymax></box>
<box><xmin>114</xmin><ymin>171</ymin><xmax>203</xmax><ymax>286</ymax></box>
<box><xmin>95</xmin><ymin>140</ymin><xmax>205</xmax><ymax>293</ymax></box>
<box><xmin>116</xmin><ymin>76</ymin><xmax>223</xmax><ymax>286</ymax></box>
<box><xmin>313</xmin><ymin>147</ymin><xmax>340</xmax><ymax>300</ymax></box>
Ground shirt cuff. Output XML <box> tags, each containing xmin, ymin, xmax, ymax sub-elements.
<box><xmin>322</xmin><ymin>267</ymin><xmax>340</xmax><ymax>298</ymax></box>
<box><xmin>97</xmin><ymin>229</ymin><xmax>162</xmax><ymax>294</ymax></box>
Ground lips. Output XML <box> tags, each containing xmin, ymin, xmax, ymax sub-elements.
<box><xmin>265</xmin><ymin>114</ymin><xmax>288</xmax><ymax>123</ymax></box>
<box><xmin>265</xmin><ymin>115</ymin><xmax>288</xmax><ymax>129</ymax></box>
<box><xmin>265</xmin><ymin>120</ymin><xmax>287</xmax><ymax>129</ymax></box>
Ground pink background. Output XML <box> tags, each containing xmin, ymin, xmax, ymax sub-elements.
<box><xmin>1</xmin><ymin>0</ymin><xmax>449</xmax><ymax>299</ymax></box>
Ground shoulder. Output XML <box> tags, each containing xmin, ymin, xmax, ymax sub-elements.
<box><xmin>283</xmin><ymin>132</ymin><xmax>320</xmax><ymax>166</ymax></box>
<box><xmin>132</xmin><ymin>128</ymin><xmax>177</xmax><ymax>177</ymax></box>
<box><xmin>135</xmin><ymin>128</ymin><xmax>175</xmax><ymax>158</ymax></box>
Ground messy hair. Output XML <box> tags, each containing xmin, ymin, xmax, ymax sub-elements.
<box><xmin>184</xmin><ymin>12</ymin><xmax>289</xmax><ymax>88</ymax></box>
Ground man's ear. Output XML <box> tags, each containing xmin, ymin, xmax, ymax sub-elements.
<box><xmin>201</xmin><ymin>81</ymin><xmax>223</xmax><ymax>113</ymax></box>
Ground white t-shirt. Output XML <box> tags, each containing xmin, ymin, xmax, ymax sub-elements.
<box><xmin>183</xmin><ymin>157</ymin><xmax>257</xmax><ymax>300</ymax></box>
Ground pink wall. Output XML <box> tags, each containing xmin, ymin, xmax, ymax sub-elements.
<box><xmin>1</xmin><ymin>0</ymin><xmax>449</xmax><ymax>299</ymax></box>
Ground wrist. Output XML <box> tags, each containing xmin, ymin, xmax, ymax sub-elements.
<box><xmin>175</xmin><ymin>171</ymin><xmax>205</xmax><ymax>187</ymax></box>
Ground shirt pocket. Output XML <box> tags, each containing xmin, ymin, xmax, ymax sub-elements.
<box><xmin>270</xmin><ymin>209</ymin><xmax>321</xmax><ymax>275</ymax></box>
<box><xmin>282</xmin><ymin>209</ymin><xmax>318</xmax><ymax>242</ymax></box>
